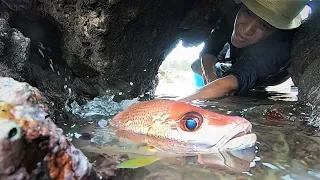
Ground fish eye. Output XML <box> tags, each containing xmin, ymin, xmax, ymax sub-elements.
<box><xmin>180</xmin><ymin>112</ymin><xmax>203</xmax><ymax>131</ymax></box>
<box><xmin>185</xmin><ymin>119</ymin><xmax>197</xmax><ymax>130</ymax></box>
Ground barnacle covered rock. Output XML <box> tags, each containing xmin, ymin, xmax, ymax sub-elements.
<box><xmin>0</xmin><ymin>76</ymin><xmax>119</xmax><ymax>179</ymax></box>
<box><xmin>0</xmin><ymin>120</ymin><xmax>27</xmax><ymax>180</ymax></box>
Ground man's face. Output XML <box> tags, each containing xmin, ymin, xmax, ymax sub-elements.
<box><xmin>231</xmin><ymin>5</ymin><xmax>277</xmax><ymax>48</ymax></box>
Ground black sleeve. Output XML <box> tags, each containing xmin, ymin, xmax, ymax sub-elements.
<box><xmin>200</xmin><ymin>9</ymin><xmax>238</xmax><ymax>57</ymax></box>
<box><xmin>224</xmin><ymin>48</ymin><xmax>289</xmax><ymax>95</ymax></box>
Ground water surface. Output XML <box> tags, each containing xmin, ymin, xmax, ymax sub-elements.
<box><xmin>59</xmin><ymin>86</ymin><xmax>320</xmax><ymax>180</ymax></box>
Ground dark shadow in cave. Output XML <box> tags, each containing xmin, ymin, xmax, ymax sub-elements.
<box><xmin>8</xmin><ymin>11</ymin><xmax>66</xmax><ymax>70</ymax></box>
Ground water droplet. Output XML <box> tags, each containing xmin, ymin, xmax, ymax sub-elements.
<box><xmin>38</xmin><ymin>49</ymin><xmax>44</xmax><ymax>57</ymax></box>
<box><xmin>50</xmin><ymin>64</ymin><xmax>55</xmax><ymax>72</ymax></box>
<box><xmin>130</xmin><ymin>82</ymin><xmax>133</xmax><ymax>86</ymax></box>
<box><xmin>98</xmin><ymin>119</ymin><xmax>109</xmax><ymax>127</ymax></box>
<box><xmin>74</xmin><ymin>132</ymin><xmax>81</xmax><ymax>138</ymax></box>
<box><xmin>143</xmin><ymin>69</ymin><xmax>147</xmax><ymax>72</ymax></box>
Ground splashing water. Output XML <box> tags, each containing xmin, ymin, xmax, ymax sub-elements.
<box><xmin>70</xmin><ymin>95</ymin><xmax>140</xmax><ymax>119</ymax></box>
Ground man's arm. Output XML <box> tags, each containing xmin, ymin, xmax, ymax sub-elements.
<box><xmin>179</xmin><ymin>75</ymin><xmax>239</xmax><ymax>102</ymax></box>
<box><xmin>198</xmin><ymin>9</ymin><xmax>237</xmax><ymax>84</ymax></box>
<box><xmin>201</xmin><ymin>54</ymin><xmax>218</xmax><ymax>84</ymax></box>
<box><xmin>183</xmin><ymin>44</ymin><xmax>288</xmax><ymax>102</ymax></box>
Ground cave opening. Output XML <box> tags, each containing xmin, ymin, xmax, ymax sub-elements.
<box><xmin>155</xmin><ymin>40</ymin><xmax>204</xmax><ymax>97</ymax></box>
<box><xmin>8</xmin><ymin>11</ymin><xmax>66</xmax><ymax>70</ymax></box>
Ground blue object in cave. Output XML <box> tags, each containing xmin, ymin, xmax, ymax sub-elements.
<box><xmin>193</xmin><ymin>73</ymin><xmax>204</xmax><ymax>88</ymax></box>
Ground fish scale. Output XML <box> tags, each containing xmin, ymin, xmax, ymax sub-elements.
<box><xmin>124</xmin><ymin>113</ymin><xmax>173</xmax><ymax>139</ymax></box>
<box><xmin>120</xmin><ymin>100</ymin><xmax>174</xmax><ymax>136</ymax></box>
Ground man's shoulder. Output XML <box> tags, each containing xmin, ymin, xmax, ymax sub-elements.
<box><xmin>246</xmin><ymin>30</ymin><xmax>296</xmax><ymax>59</ymax></box>
<box><xmin>244</xmin><ymin>41</ymin><xmax>292</xmax><ymax>62</ymax></box>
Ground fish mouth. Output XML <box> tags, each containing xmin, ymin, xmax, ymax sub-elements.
<box><xmin>220</xmin><ymin>123</ymin><xmax>257</xmax><ymax>150</ymax></box>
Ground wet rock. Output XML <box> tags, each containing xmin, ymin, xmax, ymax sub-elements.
<box><xmin>0</xmin><ymin>5</ymin><xmax>74</xmax><ymax>123</ymax></box>
<box><xmin>180</xmin><ymin>0</ymin><xmax>239</xmax><ymax>47</ymax></box>
<box><xmin>299</xmin><ymin>60</ymin><xmax>320</xmax><ymax>127</ymax></box>
<box><xmin>290</xmin><ymin>1</ymin><xmax>320</xmax><ymax>126</ymax></box>
<box><xmin>0</xmin><ymin>15</ymin><xmax>30</xmax><ymax>80</ymax></box>
<box><xmin>0</xmin><ymin>76</ymin><xmax>124</xmax><ymax>179</ymax></box>
<box><xmin>0</xmin><ymin>62</ymin><xmax>24</xmax><ymax>81</ymax></box>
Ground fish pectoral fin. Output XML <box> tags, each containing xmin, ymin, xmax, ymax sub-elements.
<box><xmin>116</xmin><ymin>156</ymin><xmax>161</xmax><ymax>169</ymax></box>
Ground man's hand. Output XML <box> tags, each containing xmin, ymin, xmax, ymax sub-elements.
<box><xmin>200</xmin><ymin>54</ymin><xmax>218</xmax><ymax>84</ymax></box>
<box><xmin>203</xmin><ymin>72</ymin><xmax>218</xmax><ymax>84</ymax></box>
<box><xmin>179</xmin><ymin>75</ymin><xmax>239</xmax><ymax>102</ymax></box>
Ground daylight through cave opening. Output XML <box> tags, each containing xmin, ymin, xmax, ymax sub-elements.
<box><xmin>155</xmin><ymin>40</ymin><xmax>204</xmax><ymax>97</ymax></box>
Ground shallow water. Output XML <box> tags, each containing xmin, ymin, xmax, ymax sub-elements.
<box><xmin>59</xmin><ymin>85</ymin><xmax>320</xmax><ymax>180</ymax></box>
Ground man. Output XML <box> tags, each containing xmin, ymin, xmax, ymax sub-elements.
<box><xmin>180</xmin><ymin>0</ymin><xmax>309</xmax><ymax>102</ymax></box>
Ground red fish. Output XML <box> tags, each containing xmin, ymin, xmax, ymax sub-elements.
<box><xmin>80</xmin><ymin>99</ymin><xmax>257</xmax><ymax>169</ymax></box>
<box><xmin>109</xmin><ymin>99</ymin><xmax>257</xmax><ymax>154</ymax></box>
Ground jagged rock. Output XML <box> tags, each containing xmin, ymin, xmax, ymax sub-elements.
<box><xmin>290</xmin><ymin>1</ymin><xmax>320</xmax><ymax>90</ymax></box>
<box><xmin>298</xmin><ymin>59</ymin><xmax>320</xmax><ymax>127</ymax></box>
<box><xmin>0</xmin><ymin>16</ymin><xmax>30</xmax><ymax>79</ymax></box>
<box><xmin>289</xmin><ymin>1</ymin><xmax>320</xmax><ymax>126</ymax></box>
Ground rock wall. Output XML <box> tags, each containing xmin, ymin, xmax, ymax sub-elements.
<box><xmin>0</xmin><ymin>0</ymin><xmax>234</xmax><ymax>103</ymax></box>
<box><xmin>289</xmin><ymin>1</ymin><xmax>320</xmax><ymax>126</ymax></box>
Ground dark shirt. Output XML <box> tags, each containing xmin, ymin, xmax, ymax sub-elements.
<box><xmin>200</xmin><ymin>5</ymin><xmax>297</xmax><ymax>95</ymax></box>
